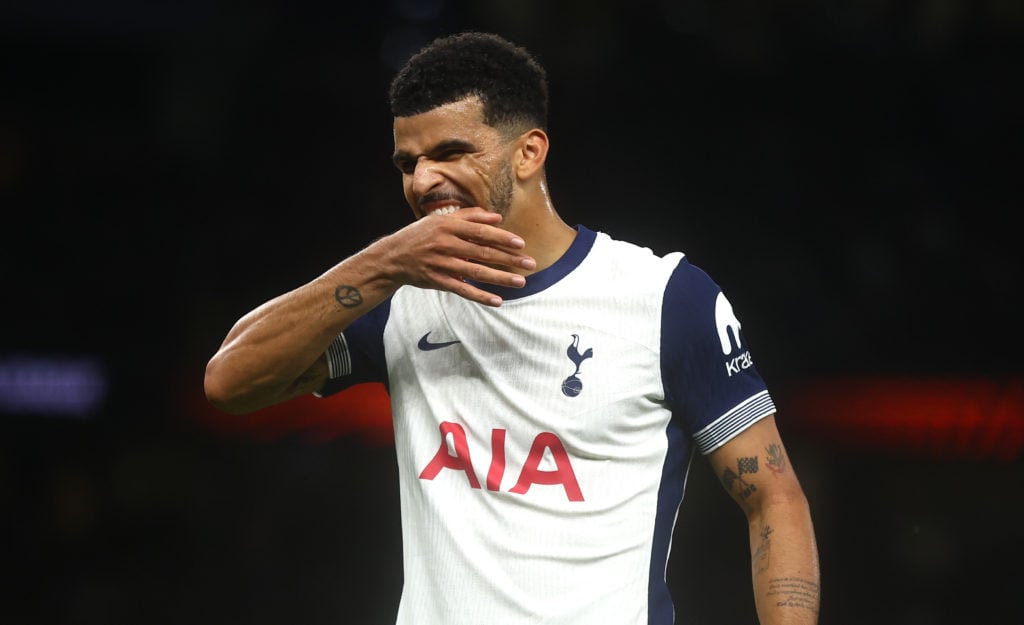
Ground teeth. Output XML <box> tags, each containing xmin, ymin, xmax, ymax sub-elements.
<box><xmin>429</xmin><ymin>205</ymin><xmax>461</xmax><ymax>216</ymax></box>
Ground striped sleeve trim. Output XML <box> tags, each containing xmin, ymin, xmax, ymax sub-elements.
<box><xmin>324</xmin><ymin>333</ymin><xmax>351</xmax><ymax>379</ymax></box>
<box><xmin>692</xmin><ymin>390</ymin><xmax>776</xmax><ymax>455</ymax></box>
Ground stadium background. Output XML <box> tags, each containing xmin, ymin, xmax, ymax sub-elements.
<box><xmin>2</xmin><ymin>1</ymin><xmax>1021</xmax><ymax>623</ymax></box>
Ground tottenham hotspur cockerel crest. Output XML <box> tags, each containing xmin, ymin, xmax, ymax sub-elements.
<box><xmin>561</xmin><ymin>334</ymin><xmax>594</xmax><ymax>397</ymax></box>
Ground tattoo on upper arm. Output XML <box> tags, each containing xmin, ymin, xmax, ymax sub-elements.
<box><xmin>335</xmin><ymin>285</ymin><xmax>363</xmax><ymax>308</ymax></box>
<box><xmin>766</xmin><ymin>577</ymin><xmax>820</xmax><ymax>614</ymax></box>
<box><xmin>766</xmin><ymin>443</ymin><xmax>786</xmax><ymax>473</ymax></box>
<box><xmin>721</xmin><ymin>456</ymin><xmax>759</xmax><ymax>499</ymax></box>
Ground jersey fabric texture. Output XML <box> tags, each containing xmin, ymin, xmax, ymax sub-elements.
<box><xmin>317</xmin><ymin>225</ymin><xmax>776</xmax><ymax>625</ymax></box>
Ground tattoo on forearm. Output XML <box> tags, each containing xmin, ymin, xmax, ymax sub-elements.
<box><xmin>753</xmin><ymin>523</ymin><xmax>773</xmax><ymax>575</ymax></box>
<box><xmin>766</xmin><ymin>443</ymin><xmax>786</xmax><ymax>473</ymax></box>
<box><xmin>335</xmin><ymin>285</ymin><xmax>363</xmax><ymax>308</ymax></box>
<box><xmin>721</xmin><ymin>456</ymin><xmax>759</xmax><ymax>499</ymax></box>
<box><xmin>766</xmin><ymin>577</ymin><xmax>820</xmax><ymax>613</ymax></box>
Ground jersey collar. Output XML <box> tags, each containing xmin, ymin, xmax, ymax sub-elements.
<box><xmin>476</xmin><ymin>225</ymin><xmax>596</xmax><ymax>301</ymax></box>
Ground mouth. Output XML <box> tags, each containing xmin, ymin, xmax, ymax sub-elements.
<box><xmin>425</xmin><ymin>203</ymin><xmax>462</xmax><ymax>217</ymax></box>
<box><xmin>419</xmin><ymin>191</ymin><xmax>474</xmax><ymax>218</ymax></box>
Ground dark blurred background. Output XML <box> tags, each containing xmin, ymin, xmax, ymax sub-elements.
<box><xmin>2</xmin><ymin>1</ymin><xmax>1022</xmax><ymax>624</ymax></box>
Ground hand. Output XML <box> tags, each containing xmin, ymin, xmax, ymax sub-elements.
<box><xmin>373</xmin><ymin>207</ymin><xmax>536</xmax><ymax>306</ymax></box>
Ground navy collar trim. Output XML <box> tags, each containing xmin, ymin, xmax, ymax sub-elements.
<box><xmin>474</xmin><ymin>225</ymin><xmax>596</xmax><ymax>301</ymax></box>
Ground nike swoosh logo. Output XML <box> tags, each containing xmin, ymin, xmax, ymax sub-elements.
<box><xmin>417</xmin><ymin>332</ymin><xmax>462</xmax><ymax>351</ymax></box>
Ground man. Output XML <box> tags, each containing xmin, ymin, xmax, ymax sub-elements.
<box><xmin>205</xmin><ymin>31</ymin><xmax>820</xmax><ymax>625</ymax></box>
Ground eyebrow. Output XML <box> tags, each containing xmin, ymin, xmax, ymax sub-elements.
<box><xmin>392</xmin><ymin>139</ymin><xmax>477</xmax><ymax>168</ymax></box>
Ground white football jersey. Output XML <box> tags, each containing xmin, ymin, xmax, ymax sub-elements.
<box><xmin>319</xmin><ymin>226</ymin><xmax>775</xmax><ymax>625</ymax></box>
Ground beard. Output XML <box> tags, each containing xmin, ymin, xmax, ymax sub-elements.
<box><xmin>489</xmin><ymin>160</ymin><xmax>514</xmax><ymax>217</ymax></box>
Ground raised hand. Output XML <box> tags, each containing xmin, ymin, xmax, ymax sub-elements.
<box><xmin>371</xmin><ymin>207</ymin><xmax>536</xmax><ymax>306</ymax></box>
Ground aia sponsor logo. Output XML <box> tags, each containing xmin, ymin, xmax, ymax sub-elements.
<box><xmin>419</xmin><ymin>422</ymin><xmax>584</xmax><ymax>502</ymax></box>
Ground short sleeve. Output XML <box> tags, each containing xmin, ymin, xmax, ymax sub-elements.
<box><xmin>315</xmin><ymin>299</ymin><xmax>391</xmax><ymax>397</ymax></box>
<box><xmin>660</xmin><ymin>259</ymin><xmax>776</xmax><ymax>454</ymax></box>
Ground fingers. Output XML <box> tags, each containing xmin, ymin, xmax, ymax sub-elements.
<box><xmin>449</xmin><ymin>208</ymin><xmax>525</xmax><ymax>249</ymax></box>
<box><xmin>413</xmin><ymin>259</ymin><xmax>518</xmax><ymax>307</ymax></box>
<box><xmin>383</xmin><ymin>207</ymin><xmax>537</xmax><ymax>305</ymax></box>
<box><xmin>438</xmin><ymin>275</ymin><xmax>510</xmax><ymax>308</ymax></box>
<box><xmin>420</xmin><ymin>251</ymin><xmax>528</xmax><ymax>306</ymax></box>
<box><xmin>439</xmin><ymin>208</ymin><xmax>535</xmax><ymax>271</ymax></box>
<box><xmin>460</xmin><ymin>242</ymin><xmax>536</xmax><ymax>274</ymax></box>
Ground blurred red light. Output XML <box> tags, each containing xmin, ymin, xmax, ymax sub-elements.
<box><xmin>780</xmin><ymin>376</ymin><xmax>1024</xmax><ymax>462</ymax></box>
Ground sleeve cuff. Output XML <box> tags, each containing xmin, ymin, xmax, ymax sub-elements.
<box><xmin>692</xmin><ymin>390</ymin><xmax>776</xmax><ymax>454</ymax></box>
<box><xmin>325</xmin><ymin>333</ymin><xmax>351</xmax><ymax>380</ymax></box>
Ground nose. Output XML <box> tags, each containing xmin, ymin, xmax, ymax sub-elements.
<box><xmin>411</xmin><ymin>159</ymin><xmax>445</xmax><ymax>197</ymax></box>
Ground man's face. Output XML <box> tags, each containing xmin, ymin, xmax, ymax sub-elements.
<box><xmin>392</xmin><ymin>97</ymin><xmax>515</xmax><ymax>219</ymax></box>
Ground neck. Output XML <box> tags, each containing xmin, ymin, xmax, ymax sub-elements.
<box><xmin>502</xmin><ymin>183</ymin><xmax>577</xmax><ymax>275</ymax></box>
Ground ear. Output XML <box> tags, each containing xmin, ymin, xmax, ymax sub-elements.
<box><xmin>513</xmin><ymin>129</ymin><xmax>549</xmax><ymax>180</ymax></box>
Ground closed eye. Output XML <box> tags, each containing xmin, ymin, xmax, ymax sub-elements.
<box><xmin>391</xmin><ymin>139</ymin><xmax>476</xmax><ymax>174</ymax></box>
<box><xmin>436</xmin><ymin>147</ymin><xmax>466</xmax><ymax>161</ymax></box>
<box><xmin>393</xmin><ymin>157</ymin><xmax>415</xmax><ymax>175</ymax></box>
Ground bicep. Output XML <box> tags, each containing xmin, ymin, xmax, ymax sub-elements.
<box><xmin>706</xmin><ymin>414</ymin><xmax>805</xmax><ymax>517</ymax></box>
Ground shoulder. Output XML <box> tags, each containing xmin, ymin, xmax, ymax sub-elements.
<box><xmin>591</xmin><ymin>230</ymin><xmax>685</xmax><ymax>266</ymax></box>
<box><xmin>587</xmin><ymin>229</ymin><xmax>725</xmax><ymax>309</ymax></box>
<box><xmin>585</xmin><ymin>229</ymin><xmax>686</xmax><ymax>285</ymax></box>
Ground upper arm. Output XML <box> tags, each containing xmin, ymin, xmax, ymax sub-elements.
<box><xmin>706</xmin><ymin>414</ymin><xmax>807</xmax><ymax>518</ymax></box>
<box><xmin>658</xmin><ymin>258</ymin><xmax>803</xmax><ymax>516</ymax></box>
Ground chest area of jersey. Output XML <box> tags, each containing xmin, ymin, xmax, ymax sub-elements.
<box><xmin>383</xmin><ymin>288</ymin><xmax>677</xmax><ymax>504</ymax></box>
<box><xmin>385</xmin><ymin>296</ymin><xmax>664</xmax><ymax>409</ymax></box>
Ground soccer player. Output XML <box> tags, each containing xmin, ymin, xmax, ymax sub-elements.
<box><xmin>205</xmin><ymin>31</ymin><xmax>820</xmax><ymax>625</ymax></box>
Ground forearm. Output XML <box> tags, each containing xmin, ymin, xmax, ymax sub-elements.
<box><xmin>749</xmin><ymin>496</ymin><xmax>820</xmax><ymax>625</ymax></box>
<box><xmin>204</xmin><ymin>210</ymin><xmax>534</xmax><ymax>414</ymax></box>
<box><xmin>204</xmin><ymin>244</ymin><xmax>397</xmax><ymax>414</ymax></box>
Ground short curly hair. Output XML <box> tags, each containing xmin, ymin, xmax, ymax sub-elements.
<box><xmin>388</xmin><ymin>32</ymin><xmax>549</xmax><ymax>134</ymax></box>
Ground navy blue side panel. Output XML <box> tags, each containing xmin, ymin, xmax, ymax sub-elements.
<box><xmin>648</xmin><ymin>414</ymin><xmax>691</xmax><ymax>625</ymax></box>
<box><xmin>317</xmin><ymin>298</ymin><xmax>391</xmax><ymax>396</ymax></box>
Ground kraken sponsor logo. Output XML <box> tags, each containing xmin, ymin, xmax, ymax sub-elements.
<box><xmin>725</xmin><ymin>350</ymin><xmax>754</xmax><ymax>377</ymax></box>
<box><xmin>715</xmin><ymin>292</ymin><xmax>743</xmax><ymax>355</ymax></box>
<box><xmin>716</xmin><ymin>292</ymin><xmax>754</xmax><ymax>376</ymax></box>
